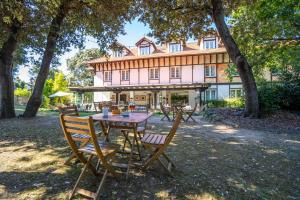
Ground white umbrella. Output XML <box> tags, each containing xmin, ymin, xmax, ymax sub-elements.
<box><xmin>49</xmin><ymin>91</ymin><xmax>72</xmax><ymax>98</ymax></box>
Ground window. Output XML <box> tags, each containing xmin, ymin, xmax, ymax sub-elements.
<box><xmin>104</xmin><ymin>71</ymin><xmax>112</xmax><ymax>82</ymax></box>
<box><xmin>140</xmin><ymin>45</ymin><xmax>150</xmax><ymax>55</ymax></box>
<box><xmin>113</xmin><ymin>50</ymin><xmax>123</xmax><ymax>57</ymax></box>
<box><xmin>206</xmin><ymin>89</ymin><xmax>217</xmax><ymax>100</ymax></box>
<box><xmin>230</xmin><ymin>89</ymin><xmax>243</xmax><ymax>98</ymax></box>
<box><xmin>203</xmin><ymin>38</ymin><xmax>216</xmax><ymax>49</ymax></box>
<box><xmin>169</xmin><ymin>43</ymin><xmax>181</xmax><ymax>53</ymax></box>
<box><xmin>149</xmin><ymin>68</ymin><xmax>159</xmax><ymax>79</ymax></box>
<box><xmin>205</xmin><ymin>65</ymin><xmax>216</xmax><ymax>77</ymax></box>
<box><xmin>170</xmin><ymin>66</ymin><xmax>180</xmax><ymax>78</ymax></box>
<box><xmin>121</xmin><ymin>70</ymin><xmax>129</xmax><ymax>81</ymax></box>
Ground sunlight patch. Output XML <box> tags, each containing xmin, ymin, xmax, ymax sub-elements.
<box><xmin>185</xmin><ymin>193</ymin><xmax>221</xmax><ymax>200</ymax></box>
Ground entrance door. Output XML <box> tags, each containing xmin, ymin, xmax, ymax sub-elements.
<box><xmin>119</xmin><ymin>94</ymin><xmax>127</xmax><ymax>104</ymax></box>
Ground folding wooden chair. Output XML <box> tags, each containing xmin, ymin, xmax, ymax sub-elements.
<box><xmin>58</xmin><ymin>106</ymin><xmax>91</xmax><ymax>165</ymax></box>
<box><xmin>184</xmin><ymin>103</ymin><xmax>198</xmax><ymax>122</ymax></box>
<box><xmin>60</xmin><ymin>114</ymin><xmax>120</xmax><ymax>200</ymax></box>
<box><xmin>93</xmin><ymin>102</ymin><xmax>102</xmax><ymax>112</ymax></box>
<box><xmin>58</xmin><ymin>105</ymin><xmax>79</xmax><ymax>116</ymax></box>
<box><xmin>141</xmin><ymin>112</ymin><xmax>182</xmax><ymax>175</ymax></box>
<box><xmin>160</xmin><ymin>103</ymin><xmax>171</xmax><ymax>122</ymax></box>
<box><xmin>122</xmin><ymin>105</ymin><xmax>149</xmax><ymax>155</ymax></box>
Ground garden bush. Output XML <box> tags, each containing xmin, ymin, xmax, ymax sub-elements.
<box><xmin>207</xmin><ymin>98</ymin><xmax>244</xmax><ymax>108</ymax></box>
<box><xmin>257</xmin><ymin>81</ymin><xmax>300</xmax><ymax>113</ymax></box>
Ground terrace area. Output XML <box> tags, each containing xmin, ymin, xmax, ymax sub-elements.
<box><xmin>0</xmin><ymin>108</ymin><xmax>299</xmax><ymax>199</ymax></box>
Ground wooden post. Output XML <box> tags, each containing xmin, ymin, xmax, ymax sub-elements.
<box><xmin>153</xmin><ymin>91</ymin><xmax>158</xmax><ymax>110</ymax></box>
<box><xmin>115</xmin><ymin>91</ymin><xmax>120</xmax><ymax>105</ymax></box>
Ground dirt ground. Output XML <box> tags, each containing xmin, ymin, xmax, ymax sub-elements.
<box><xmin>0</xmin><ymin>114</ymin><xmax>300</xmax><ymax>200</ymax></box>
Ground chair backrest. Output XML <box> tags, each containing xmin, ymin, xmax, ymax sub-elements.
<box><xmin>165</xmin><ymin>112</ymin><xmax>182</xmax><ymax>145</ymax></box>
<box><xmin>59</xmin><ymin>114</ymin><xmax>108</xmax><ymax>164</ymax></box>
<box><xmin>58</xmin><ymin>105</ymin><xmax>79</xmax><ymax>116</ymax></box>
<box><xmin>93</xmin><ymin>102</ymin><xmax>102</xmax><ymax>112</ymax></box>
<box><xmin>131</xmin><ymin>105</ymin><xmax>148</xmax><ymax>113</ymax></box>
<box><xmin>160</xmin><ymin>102</ymin><xmax>169</xmax><ymax>114</ymax></box>
<box><xmin>191</xmin><ymin>103</ymin><xmax>198</xmax><ymax>112</ymax></box>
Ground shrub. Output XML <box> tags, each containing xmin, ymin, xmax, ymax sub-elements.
<box><xmin>225</xmin><ymin>98</ymin><xmax>245</xmax><ymax>108</ymax></box>
<box><xmin>257</xmin><ymin>83</ymin><xmax>281</xmax><ymax>113</ymax></box>
<box><xmin>41</xmin><ymin>96</ymin><xmax>50</xmax><ymax>108</ymax></box>
<box><xmin>15</xmin><ymin>88</ymin><xmax>31</xmax><ymax>97</ymax></box>
<box><xmin>207</xmin><ymin>98</ymin><xmax>244</xmax><ymax>108</ymax></box>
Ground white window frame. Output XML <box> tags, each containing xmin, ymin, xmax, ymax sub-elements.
<box><xmin>205</xmin><ymin>65</ymin><xmax>216</xmax><ymax>77</ymax></box>
<box><xmin>113</xmin><ymin>50</ymin><xmax>123</xmax><ymax>58</ymax></box>
<box><xmin>140</xmin><ymin>44</ymin><xmax>150</xmax><ymax>55</ymax></box>
<box><xmin>170</xmin><ymin>66</ymin><xmax>181</xmax><ymax>79</ymax></box>
<box><xmin>104</xmin><ymin>71</ymin><xmax>112</xmax><ymax>82</ymax></box>
<box><xmin>206</xmin><ymin>89</ymin><xmax>217</xmax><ymax>100</ymax></box>
<box><xmin>230</xmin><ymin>88</ymin><xmax>244</xmax><ymax>98</ymax></box>
<box><xmin>169</xmin><ymin>42</ymin><xmax>181</xmax><ymax>53</ymax></box>
<box><xmin>149</xmin><ymin>68</ymin><xmax>159</xmax><ymax>79</ymax></box>
<box><xmin>121</xmin><ymin>70</ymin><xmax>129</xmax><ymax>81</ymax></box>
<box><xmin>203</xmin><ymin>38</ymin><xmax>216</xmax><ymax>49</ymax></box>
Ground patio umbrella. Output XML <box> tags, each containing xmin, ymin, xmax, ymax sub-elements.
<box><xmin>49</xmin><ymin>91</ymin><xmax>72</xmax><ymax>98</ymax></box>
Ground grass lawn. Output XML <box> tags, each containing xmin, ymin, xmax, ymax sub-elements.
<box><xmin>0</xmin><ymin>110</ymin><xmax>299</xmax><ymax>199</ymax></box>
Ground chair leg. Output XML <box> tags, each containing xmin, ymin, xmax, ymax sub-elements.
<box><xmin>142</xmin><ymin>147</ymin><xmax>162</xmax><ymax>170</ymax></box>
<box><xmin>64</xmin><ymin>152</ymin><xmax>76</xmax><ymax>165</ymax></box>
<box><xmin>162</xmin><ymin>152</ymin><xmax>176</xmax><ymax>169</ymax></box>
<box><xmin>122</xmin><ymin>130</ymin><xmax>132</xmax><ymax>151</ymax></box>
<box><xmin>94</xmin><ymin>169</ymin><xmax>108</xmax><ymax>200</ymax></box>
<box><xmin>69</xmin><ymin>155</ymin><xmax>93</xmax><ymax>200</ymax></box>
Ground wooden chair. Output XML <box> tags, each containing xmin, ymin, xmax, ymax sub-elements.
<box><xmin>141</xmin><ymin>112</ymin><xmax>182</xmax><ymax>175</ymax></box>
<box><xmin>184</xmin><ymin>103</ymin><xmax>198</xmax><ymax>122</ymax></box>
<box><xmin>58</xmin><ymin>106</ymin><xmax>91</xmax><ymax>165</ymax></box>
<box><xmin>58</xmin><ymin>105</ymin><xmax>79</xmax><ymax>116</ymax></box>
<box><xmin>160</xmin><ymin>103</ymin><xmax>171</xmax><ymax>122</ymax></box>
<box><xmin>122</xmin><ymin>105</ymin><xmax>149</xmax><ymax>154</ymax></box>
<box><xmin>60</xmin><ymin>114</ymin><xmax>119</xmax><ymax>200</ymax></box>
<box><xmin>93</xmin><ymin>102</ymin><xmax>102</xmax><ymax>112</ymax></box>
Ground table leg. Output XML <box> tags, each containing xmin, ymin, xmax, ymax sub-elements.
<box><xmin>99</xmin><ymin>121</ymin><xmax>110</xmax><ymax>142</ymax></box>
<box><xmin>126</xmin><ymin>123</ymin><xmax>142</xmax><ymax>179</ymax></box>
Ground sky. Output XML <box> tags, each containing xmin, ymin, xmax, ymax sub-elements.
<box><xmin>18</xmin><ymin>19</ymin><xmax>152</xmax><ymax>83</ymax></box>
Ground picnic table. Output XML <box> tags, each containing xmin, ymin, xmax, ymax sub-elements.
<box><xmin>91</xmin><ymin>112</ymin><xmax>153</xmax><ymax>178</ymax></box>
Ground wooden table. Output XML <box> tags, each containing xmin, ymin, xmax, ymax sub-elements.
<box><xmin>91</xmin><ymin>112</ymin><xmax>153</xmax><ymax>178</ymax></box>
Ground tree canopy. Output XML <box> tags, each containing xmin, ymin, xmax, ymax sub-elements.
<box><xmin>230</xmin><ymin>0</ymin><xmax>300</xmax><ymax>81</ymax></box>
<box><xmin>67</xmin><ymin>48</ymin><xmax>102</xmax><ymax>87</ymax></box>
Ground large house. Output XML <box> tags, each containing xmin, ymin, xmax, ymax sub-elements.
<box><xmin>70</xmin><ymin>35</ymin><xmax>277</xmax><ymax>109</ymax></box>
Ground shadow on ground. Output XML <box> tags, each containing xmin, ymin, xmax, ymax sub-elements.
<box><xmin>0</xmin><ymin>115</ymin><xmax>300</xmax><ymax>199</ymax></box>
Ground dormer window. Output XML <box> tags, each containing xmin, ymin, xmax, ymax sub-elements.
<box><xmin>203</xmin><ymin>37</ymin><xmax>216</xmax><ymax>49</ymax></box>
<box><xmin>113</xmin><ymin>50</ymin><xmax>123</xmax><ymax>58</ymax></box>
<box><xmin>169</xmin><ymin>42</ymin><xmax>181</xmax><ymax>53</ymax></box>
<box><xmin>140</xmin><ymin>44</ymin><xmax>150</xmax><ymax>55</ymax></box>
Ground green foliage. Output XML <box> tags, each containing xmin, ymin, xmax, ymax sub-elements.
<box><xmin>14</xmin><ymin>77</ymin><xmax>26</xmax><ymax>89</ymax></box>
<box><xmin>207</xmin><ymin>98</ymin><xmax>245</xmax><ymax>108</ymax></box>
<box><xmin>15</xmin><ymin>88</ymin><xmax>31</xmax><ymax>97</ymax></box>
<box><xmin>68</xmin><ymin>48</ymin><xmax>102</xmax><ymax>86</ymax></box>
<box><xmin>171</xmin><ymin>94</ymin><xmax>188</xmax><ymax>104</ymax></box>
<box><xmin>224</xmin><ymin>64</ymin><xmax>239</xmax><ymax>82</ymax></box>
<box><xmin>257</xmin><ymin>81</ymin><xmax>300</xmax><ymax>113</ymax></box>
<box><xmin>53</xmin><ymin>72</ymin><xmax>68</xmax><ymax>92</ymax></box>
<box><xmin>40</xmin><ymin>71</ymin><xmax>69</xmax><ymax>108</ymax></box>
<box><xmin>231</xmin><ymin>0</ymin><xmax>300</xmax><ymax>80</ymax></box>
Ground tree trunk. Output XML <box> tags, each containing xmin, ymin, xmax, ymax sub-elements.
<box><xmin>211</xmin><ymin>0</ymin><xmax>260</xmax><ymax>118</ymax></box>
<box><xmin>23</xmin><ymin>2</ymin><xmax>69</xmax><ymax>117</ymax></box>
<box><xmin>0</xmin><ymin>21</ymin><xmax>21</xmax><ymax>119</ymax></box>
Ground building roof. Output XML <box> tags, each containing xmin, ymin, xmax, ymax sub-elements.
<box><xmin>87</xmin><ymin>47</ymin><xmax>227</xmax><ymax>64</ymax></box>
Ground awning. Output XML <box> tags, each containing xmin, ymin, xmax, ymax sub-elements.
<box><xmin>69</xmin><ymin>83</ymin><xmax>210</xmax><ymax>93</ymax></box>
<box><xmin>49</xmin><ymin>91</ymin><xmax>72</xmax><ymax>98</ymax></box>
